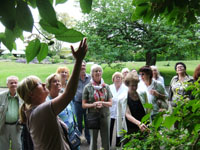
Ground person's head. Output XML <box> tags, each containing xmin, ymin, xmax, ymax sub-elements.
<box><xmin>121</xmin><ymin>68</ymin><xmax>130</xmax><ymax>79</ymax></box>
<box><xmin>124</xmin><ymin>72</ymin><xmax>139</xmax><ymax>92</ymax></box>
<box><xmin>56</xmin><ymin>67</ymin><xmax>70</xmax><ymax>81</ymax></box>
<box><xmin>139</xmin><ymin>66</ymin><xmax>153</xmax><ymax>81</ymax></box>
<box><xmin>131</xmin><ymin>69</ymin><xmax>138</xmax><ymax>74</ymax></box>
<box><xmin>80</xmin><ymin>60</ymin><xmax>86</xmax><ymax>73</ymax></box>
<box><xmin>151</xmin><ymin>65</ymin><xmax>160</xmax><ymax>79</ymax></box>
<box><xmin>112</xmin><ymin>72</ymin><xmax>123</xmax><ymax>85</ymax></box>
<box><xmin>90</xmin><ymin>64</ymin><xmax>103</xmax><ymax>83</ymax></box>
<box><xmin>174</xmin><ymin>62</ymin><xmax>187</xmax><ymax>76</ymax></box>
<box><xmin>7</xmin><ymin>76</ymin><xmax>18</xmax><ymax>94</ymax></box>
<box><xmin>193</xmin><ymin>64</ymin><xmax>200</xmax><ymax>81</ymax></box>
<box><xmin>46</xmin><ymin>73</ymin><xmax>61</xmax><ymax>95</ymax></box>
<box><xmin>17</xmin><ymin>75</ymin><xmax>48</xmax><ymax>105</ymax></box>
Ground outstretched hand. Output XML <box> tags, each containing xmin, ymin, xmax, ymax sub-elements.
<box><xmin>71</xmin><ymin>38</ymin><xmax>88</xmax><ymax>61</ymax></box>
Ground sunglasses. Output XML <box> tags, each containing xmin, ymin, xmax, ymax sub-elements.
<box><xmin>140</xmin><ymin>73</ymin><xmax>145</xmax><ymax>76</ymax></box>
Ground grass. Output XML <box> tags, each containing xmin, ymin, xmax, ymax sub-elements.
<box><xmin>0</xmin><ymin>60</ymin><xmax>198</xmax><ymax>87</ymax></box>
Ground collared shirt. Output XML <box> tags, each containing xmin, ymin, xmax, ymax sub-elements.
<box><xmin>5</xmin><ymin>92</ymin><xmax>19</xmax><ymax>123</ymax></box>
<box><xmin>169</xmin><ymin>75</ymin><xmax>193</xmax><ymax>101</ymax></box>
<box><xmin>74</xmin><ymin>73</ymin><xmax>91</xmax><ymax>103</ymax></box>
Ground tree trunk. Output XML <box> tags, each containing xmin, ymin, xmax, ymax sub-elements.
<box><xmin>145</xmin><ymin>51</ymin><xmax>157</xmax><ymax>66</ymax></box>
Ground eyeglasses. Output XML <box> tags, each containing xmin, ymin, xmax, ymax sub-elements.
<box><xmin>140</xmin><ymin>73</ymin><xmax>145</xmax><ymax>76</ymax></box>
<box><xmin>177</xmin><ymin>66</ymin><xmax>184</xmax><ymax>69</ymax></box>
<box><xmin>30</xmin><ymin>82</ymin><xmax>42</xmax><ymax>91</ymax></box>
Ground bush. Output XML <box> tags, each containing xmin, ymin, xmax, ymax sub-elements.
<box><xmin>123</xmin><ymin>80</ymin><xmax>200</xmax><ymax>150</ymax></box>
<box><xmin>51</xmin><ymin>55</ymin><xmax>60</xmax><ymax>64</ymax></box>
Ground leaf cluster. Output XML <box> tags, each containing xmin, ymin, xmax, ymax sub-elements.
<box><xmin>132</xmin><ymin>0</ymin><xmax>200</xmax><ymax>26</ymax></box>
<box><xmin>0</xmin><ymin>0</ymin><xmax>93</xmax><ymax>62</ymax></box>
<box><xmin>123</xmin><ymin>80</ymin><xmax>200</xmax><ymax>149</ymax></box>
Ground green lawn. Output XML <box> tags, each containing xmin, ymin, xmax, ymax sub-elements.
<box><xmin>0</xmin><ymin>60</ymin><xmax>198</xmax><ymax>87</ymax></box>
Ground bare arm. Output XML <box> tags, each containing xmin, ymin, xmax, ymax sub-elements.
<box><xmin>52</xmin><ymin>38</ymin><xmax>88</xmax><ymax>115</ymax></box>
<box><xmin>125</xmin><ymin>105</ymin><xmax>147</xmax><ymax>132</ymax></box>
<box><xmin>102</xmin><ymin>98</ymin><xmax>112</xmax><ymax>107</ymax></box>
<box><xmin>82</xmin><ymin>99</ymin><xmax>112</xmax><ymax>109</ymax></box>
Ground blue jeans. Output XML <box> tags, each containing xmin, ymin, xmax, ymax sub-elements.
<box><xmin>74</xmin><ymin>101</ymin><xmax>90</xmax><ymax>143</ymax></box>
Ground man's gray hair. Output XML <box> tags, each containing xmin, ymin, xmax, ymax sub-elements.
<box><xmin>6</xmin><ymin>76</ymin><xmax>19</xmax><ymax>84</ymax></box>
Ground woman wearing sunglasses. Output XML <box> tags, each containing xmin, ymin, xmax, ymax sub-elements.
<box><xmin>17</xmin><ymin>38</ymin><xmax>88</xmax><ymax>150</ymax></box>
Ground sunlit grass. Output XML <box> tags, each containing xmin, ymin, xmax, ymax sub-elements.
<box><xmin>0</xmin><ymin>60</ymin><xmax>198</xmax><ymax>87</ymax></box>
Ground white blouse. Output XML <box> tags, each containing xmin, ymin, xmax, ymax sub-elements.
<box><xmin>109</xmin><ymin>83</ymin><xmax>128</xmax><ymax>119</ymax></box>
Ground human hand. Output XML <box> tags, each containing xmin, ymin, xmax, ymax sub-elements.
<box><xmin>149</xmin><ymin>89</ymin><xmax>159</xmax><ymax>97</ymax></box>
<box><xmin>93</xmin><ymin>101</ymin><xmax>103</xmax><ymax>109</ymax></box>
<box><xmin>71</xmin><ymin>38</ymin><xmax>88</xmax><ymax>61</ymax></box>
<box><xmin>139</xmin><ymin>123</ymin><xmax>148</xmax><ymax>132</ymax></box>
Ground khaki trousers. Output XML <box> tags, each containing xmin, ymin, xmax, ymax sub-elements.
<box><xmin>89</xmin><ymin>115</ymin><xmax>110</xmax><ymax>150</ymax></box>
<box><xmin>0</xmin><ymin>124</ymin><xmax>22</xmax><ymax>150</ymax></box>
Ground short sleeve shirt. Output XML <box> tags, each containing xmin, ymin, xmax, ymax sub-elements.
<box><xmin>26</xmin><ymin>101</ymin><xmax>70</xmax><ymax>150</ymax></box>
<box><xmin>82</xmin><ymin>82</ymin><xmax>113</xmax><ymax>116</ymax></box>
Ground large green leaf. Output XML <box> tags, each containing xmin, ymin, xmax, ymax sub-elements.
<box><xmin>0</xmin><ymin>0</ymin><xmax>16</xmax><ymax>30</ymax></box>
<box><xmin>16</xmin><ymin>0</ymin><xmax>34</xmax><ymax>32</ymax></box>
<box><xmin>80</xmin><ymin>0</ymin><xmax>92</xmax><ymax>14</ymax></box>
<box><xmin>37</xmin><ymin>43</ymin><xmax>48</xmax><ymax>62</ymax></box>
<box><xmin>163</xmin><ymin>116</ymin><xmax>178</xmax><ymax>129</ymax></box>
<box><xmin>1</xmin><ymin>28</ymin><xmax>17</xmax><ymax>51</ymax></box>
<box><xmin>25</xmin><ymin>39</ymin><xmax>41</xmax><ymax>63</ymax></box>
<box><xmin>141</xmin><ymin>113</ymin><xmax>150</xmax><ymax>123</ymax></box>
<box><xmin>36</xmin><ymin>0</ymin><xmax>58</xmax><ymax>27</ymax></box>
<box><xmin>56</xmin><ymin>0</ymin><xmax>68</xmax><ymax>5</ymax></box>
<box><xmin>152</xmin><ymin>115</ymin><xmax>163</xmax><ymax>130</ymax></box>
<box><xmin>39</xmin><ymin>19</ymin><xmax>66</xmax><ymax>34</ymax></box>
<box><xmin>55</xmin><ymin>29</ymin><xmax>84</xmax><ymax>43</ymax></box>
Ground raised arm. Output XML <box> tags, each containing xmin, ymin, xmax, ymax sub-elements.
<box><xmin>52</xmin><ymin>38</ymin><xmax>88</xmax><ymax>115</ymax></box>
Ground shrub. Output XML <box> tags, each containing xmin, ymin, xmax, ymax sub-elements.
<box><xmin>123</xmin><ymin>80</ymin><xmax>200</xmax><ymax>150</ymax></box>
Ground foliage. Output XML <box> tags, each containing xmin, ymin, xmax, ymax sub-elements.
<box><xmin>77</xmin><ymin>0</ymin><xmax>200</xmax><ymax>65</ymax></box>
<box><xmin>0</xmin><ymin>0</ymin><xmax>92</xmax><ymax>63</ymax></box>
<box><xmin>131</xmin><ymin>0</ymin><xmax>200</xmax><ymax>26</ymax></box>
<box><xmin>123</xmin><ymin>80</ymin><xmax>200</xmax><ymax>150</ymax></box>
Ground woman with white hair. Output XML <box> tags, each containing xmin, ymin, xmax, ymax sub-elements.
<box><xmin>121</xmin><ymin>68</ymin><xmax>130</xmax><ymax>82</ymax></box>
<box><xmin>82</xmin><ymin>64</ymin><xmax>112</xmax><ymax>150</ymax></box>
<box><xmin>109</xmin><ymin>72</ymin><xmax>128</xmax><ymax>147</ymax></box>
<box><xmin>150</xmin><ymin>66</ymin><xmax>165</xmax><ymax>86</ymax></box>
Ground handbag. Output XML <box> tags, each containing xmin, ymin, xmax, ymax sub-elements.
<box><xmin>67</xmin><ymin>127</ymin><xmax>81</xmax><ymax>149</ymax></box>
<box><xmin>86</xmin><ymin>112</ymin><xmax>101</xmax><ymax>129</ymax></box>
<box><xmin>154</xmin><ymin>81</ymin><xmax>168</xmax><ymax>110</ymax></box>
<box><xmin>60</xmin><ymin>119</ymin><xmax>81</xmax><ymax>150</ymax></box>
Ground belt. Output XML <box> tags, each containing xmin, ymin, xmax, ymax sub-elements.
<box><xmin>5</xmin><ymin>121</ymin><xmax>17</xmax><ymax>125</ymax></box>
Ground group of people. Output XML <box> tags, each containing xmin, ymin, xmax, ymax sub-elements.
<box><xmin>0</xmin><ymin>37</ymin><xmax>199</xmax><ymax>150</ymax></box>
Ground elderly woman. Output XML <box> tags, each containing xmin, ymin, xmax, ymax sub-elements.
<box><xmin>109</xmin><ymin>72</ymin><xmax>128</xmax><ymax>147</ymax></box>
<box><xmin>138</xmin><ymin>66</ymin><xmax>168</xmax><ymax>120</ymax></box>
<box><xmin>168</xmin><ymin>62</ymin><xmax>193</xmax><ymax>104</ymax></box>
<box><xmin>193</xmin><ymin>64</ymin><xmax>200</xmax><ymax>82</ymax></box>
<box><xmin>17</xmin><ymin>38</ymin><xmax>87</xmax><ymax>149</ymax></box>
<box><xmin>45</xmin><ymin>73</ymin><xmax>80</xmax><ymax>150</ymax></box>
<box><xmin>121</xmin><ymin>68</ymin><xmax>130</xmax><ymax>82</ymax></box>
<box><xmin>124</xmin><ymin>72</ymin><xmax>149</xmax><ymax>133</ymax></box>
<box><xmin>151</xmin><ymin>66</ymin><xmax>165</xmax><ymax>86</ymax></box>
<box><xmin>56</xmin><ymin>66</ymin><xmax>70</xmax><ymax>89</ymax></box>
<box><xmin>82</xmin><ymin>64</ymin><xmax>112</xmax><ymax>150</ymax></box>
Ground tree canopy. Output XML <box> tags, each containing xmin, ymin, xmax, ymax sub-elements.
<box><xmin>77</xmin><ymin>0</ymin><xmax>200</xmax><ymax>65</ymax></box>
<box><xmin>0</xmin><ymin>0</ymin><xmax>93</xmax><ymax>63</ymax></box>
